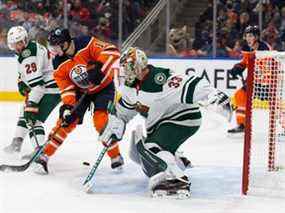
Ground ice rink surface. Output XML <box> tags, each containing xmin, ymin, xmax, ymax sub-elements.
<box><xmin>0</xmin><ymin>102</ymin><xmax>284</xmax><ymax>213</ymax></box>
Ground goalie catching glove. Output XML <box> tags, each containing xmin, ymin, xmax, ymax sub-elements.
<box><xmin>99</xmin><ymin>114</ymin><xmax>125</xmax><ymax>144</ymax></box>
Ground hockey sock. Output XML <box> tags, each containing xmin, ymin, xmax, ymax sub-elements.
<box><xmin>106</xmin><ymin>142</ymin><xmax>120</xmax><ymax>158</ymax></box>
<box><xmin>29</xmin><ymin>123</ymin><xmax>45</xmax><ymax>148</ymax></box>
<box><xmin>43</xmin><ymin>119</ymin><xmax>77</xmax><ymax>157</ymax></box>
<box><xmin>15</xmin><ymin>116</ymin><xmax>29</xmax><ymax>139</ymax></box>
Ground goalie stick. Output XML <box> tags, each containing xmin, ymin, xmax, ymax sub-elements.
<box><xmin>0</xmin><ymin>92</ymin><xmax>87</xmax><ymax>172</ymax></box>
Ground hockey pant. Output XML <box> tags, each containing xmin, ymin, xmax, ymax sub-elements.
<box><xmin>15</xmin><ymin>94</ymin><xmax>61</xmax><ymax>148</ymax></box>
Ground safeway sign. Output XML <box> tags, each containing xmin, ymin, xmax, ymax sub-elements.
<box><xmin>149</xmin><ymin>58</ymin><xmax>244</xmax><ymax>95</ymax></box>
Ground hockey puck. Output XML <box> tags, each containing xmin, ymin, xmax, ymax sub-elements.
<box><xmin>83</xmin><ymin>161</ymin><xmax>90</xmax><ymax>166</ymax></box>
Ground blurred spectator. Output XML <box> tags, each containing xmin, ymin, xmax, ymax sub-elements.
<box><xmin>237</xmin><ymin>12</ymin><xmax>250</xmax><ymax>37</ymax></box>
<box><xmin>262</xmin><ymin>21</ymin><xmax>282</xmax><ymax>50</ymax></box>
<box><xmin>227</xmin><ymin>39</ymin><xmax>243</xmax><ymax>58</ymax></box>
<box><xmin>188</xmin><ymin>0</ymin><xmax>285</xmax><ymax>58</ymax></box>
<box><xmin>93</xmin><ymin>17</ymin><xmax>112</xmax><ymax>40</ymax></box>
<box><xmin>0</xmin><ymin>0</ymin><xmax>159</xmax><ymax>55</ymax></box>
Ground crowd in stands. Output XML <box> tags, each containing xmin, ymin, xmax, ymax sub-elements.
<box><xmin>0</xmin><ymin>0</ymin><xmax>158</xmax><ymax>55</ymax></box>
<box><xmin>187</xmin><ymin>0</ymin><xmax>285</xmax><ymax>58</ymax></box>
<box><xmin>2</xmin><ymin>0</ymin><xmax>285</xmax><ymax>58</ymax></box>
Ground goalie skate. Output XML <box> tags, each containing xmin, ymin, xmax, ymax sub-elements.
<box><xmin>151</xmin><ymin>176</ymin><xmax>191</xmax><ymax>199</ymax></box>
<box><xmin>152</xmin><ymin>189</ymin><xmax>191</xmax><ymax>199</ymax></box>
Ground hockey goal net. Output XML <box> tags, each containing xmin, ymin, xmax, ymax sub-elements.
<box><xmin>242</xmin><ymin>51</ymin><xmax>285</xmax><ymax>197</ymax></box>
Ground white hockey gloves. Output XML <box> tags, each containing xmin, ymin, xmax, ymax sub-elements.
<box><xmin>99</xmin><ymin>114</ymin><xmax>126</xmax><ymax>143</ymax></box>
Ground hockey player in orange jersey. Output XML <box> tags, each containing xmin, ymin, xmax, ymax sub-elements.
<box><xmin>34</xmin><ymin>28</ymin><xmax>124</xmax><ymax>173</ymax></box>
<box><xmin>228</xmin><ymin>25</ymin><xmax>271</xmax><ymax>134</ymax></box>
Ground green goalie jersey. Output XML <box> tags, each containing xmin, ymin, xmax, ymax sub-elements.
<box><xmin>116</xmin><ymin>65</ymin><xmax>217</xmax><ymax>135</ymax></box>
<box><xmin>16</xmin><ymin>41</ymin><xmax>59</xmax><ymax>103</ymax></box>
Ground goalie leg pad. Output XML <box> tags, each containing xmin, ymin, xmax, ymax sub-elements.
<box><xmin>135</xmin><ymin>140</ymin><xmax>187</xmax><ymax>191</ymax></box>
<box><xmin>136</xmin><ymin>140</ymin><xmax>167</xmax><ymax>178</ymax></box>
<box><xmin>129</xmin><ymin>125</ymin><xmax>145</xmax><ymax>164</ymax></box>
<box><xmin>148</xmin><ymin>150</ymin><xmax>187</xmax><ymax>191</ymax></box>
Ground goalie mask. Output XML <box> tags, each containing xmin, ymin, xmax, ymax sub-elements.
<box><xmin>7</xmin><ymin>26</ymin><xmax>28</xmax><ymax>53</ymax></box>
<box><xmin>120</xmin><ymin>47</ymin><xmax>148</xmax><ymax>86</ymax></box>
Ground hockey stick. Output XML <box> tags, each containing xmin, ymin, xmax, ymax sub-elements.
<box><xmin>0</xmin><ymin>92</ymin><xmax>88</xmax><ymax>172</ymax></box>
<box><xmin>82</xmin><ymin>101</ymin><xmax>118</xmax><ymax>193</ymax></box>
<box><xmin>83</xmin><ymin>138</ymin><xmax>113</xmax><ymax>193</ymax></box>
<box><xmin>0</xmin><ymin>124</ymin><xmax>43</xmax><ymax>172</ymax></box>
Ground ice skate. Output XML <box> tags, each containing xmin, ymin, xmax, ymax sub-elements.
<box><xmin>34</xmin><ymin>153</ymin><xmax>49</xmax><ymax>174</ymax></box>
<box><xmin>111</xmin><ymin>154</ymin><xmax>124</xmax><ymax>171</ymax></box>
<box><xmin>3</xmin><ymin>137</ymin><xmax>23</xmax><ymax>154</ymax></box>
<box><xmin>151</xmin><ymin>176</ymin><xmax>191</xmax><ymax>199</ymax></box>
<box><xmin>227</xmin><ymin>124</ymin><xmax>244</xmax><ymax>135</ymax></box>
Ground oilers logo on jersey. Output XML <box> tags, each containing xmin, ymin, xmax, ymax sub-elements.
<box><xmin>69</xmin><ymin>64</ymin><xmax>90</xmax><ymax>89</ymax></box>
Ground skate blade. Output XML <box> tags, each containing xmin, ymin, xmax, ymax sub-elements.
<box><xmin>113</xmin><ymin>165</ymin><xmax>124</xmax><ymax>173</ymax></box>
<box><xmin>227</xmin><ymin>132</ymin><xmax>244</xmax><ymax>139</ymax></box>
<box><xmin>30</xmin><ymin>163</ymin><xmax>48</xmax><ymax>175</ymax></box>
<box><xmin>83</xmin><ymin>181</ymin><xmax>95</xmax><ymax>194</ymax></box>
<box><xmin>152</xmin><ymin>189</ymin><xmax>191</xmax><ymax>199</ymax></box>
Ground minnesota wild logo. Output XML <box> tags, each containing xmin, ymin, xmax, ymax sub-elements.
<box><xmin>22</xmin><ymin>49</ymin><xmax>31</xmax><ymax>58</ymax></box>
<box><xmin>154</xmin><ymin>72</ymin><xmax>167</xmax><ymax>85</ymax></box>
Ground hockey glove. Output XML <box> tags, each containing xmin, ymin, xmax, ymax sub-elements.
<box><xmin>24</xmin><ymin>101</ymin><xmax>39</xmax><ymax>125</ymax></box>
<box><xmin>18</xmin><ymin>80</ymin><xmax>31</xmax><ymax>96</ymax></box>
<box><xmin>99</xmin><ymin>114</ymin><xmax>125</xmax><ymax>143</ymax></box>
<box><xmin>87</xmin><ymin>61</ymin><xmax>104</xmax><ymax>85</ymax></box>
<box><xmin>229</xmin><ymin>64</ymin><xmax>245</xmax><ymax>79</ymax></box>
<box><xmin>59</xmin><ymin>104</ymin><xmax>77</xmax><ymax>127</ymax></box>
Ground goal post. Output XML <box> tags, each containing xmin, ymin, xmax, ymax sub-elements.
<box><xmin>242</xmin><ymin>51</ymin><xmax>285</xmax><ymax>196</ymax></box>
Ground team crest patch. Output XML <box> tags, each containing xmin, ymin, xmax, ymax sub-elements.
<box><xmin>69</xmin><ymin>64</ymin><xmax>89</xmax><ymax>89</ymax></box>
<box><xmin>154</xmin><ymin>72</ymin><xmax>167</xmax><ymax>85</ymax></box>
<box><xmin>21</xmin><ymin>49</ymin><xmax>31</xmax><ymax>58</ymax></box>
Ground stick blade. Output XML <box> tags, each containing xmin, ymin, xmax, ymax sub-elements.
<box><xmin>83</xmin><ymin>179</ymin><xmax>95</xmax><ymax>193</ymax></box>
<box><xmin>0</xmin><ymin>163</ymin><xmax>30</xmax><ymax>172</ymax></box>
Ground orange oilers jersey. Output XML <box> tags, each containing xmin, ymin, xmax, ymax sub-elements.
<box><xmin>231</xmin><ymin>41</ymin><xmax>272</xmax><ymax>80</ymax></box>
<box><xmin>239</xmin><ymin>41</ymin><xmax>272</xmax><ymax>68</ymax></box>
<box><xmin>53</xmin><ymin>36</ymin><xmax>120</xmax><ymax>106</ymax></box>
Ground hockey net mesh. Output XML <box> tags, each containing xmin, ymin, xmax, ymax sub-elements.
<box><xmin>245</xmin><ymin>51</ymin><xmax>285</xmax><ymax>197</ymax></box>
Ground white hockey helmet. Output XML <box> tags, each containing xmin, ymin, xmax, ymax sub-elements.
<box><xmin>7</xmin><ymin>26</ymin><xmax>28</xmax><ymax>51</ymax></box>
<box><xmin>120</xmin><ymin>47</ymin><xmax>148</xmax><ymax>85</ymax></box>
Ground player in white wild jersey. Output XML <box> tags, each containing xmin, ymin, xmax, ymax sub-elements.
<box><xmin>98</xmin><ymin>47</ymin><xmax>232</xmax><ymax>198</ymax></box>
<box><xmin>3</xmin><ymin>26</ymin><xmax>61</xmax><ymax>158</ymax></box>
